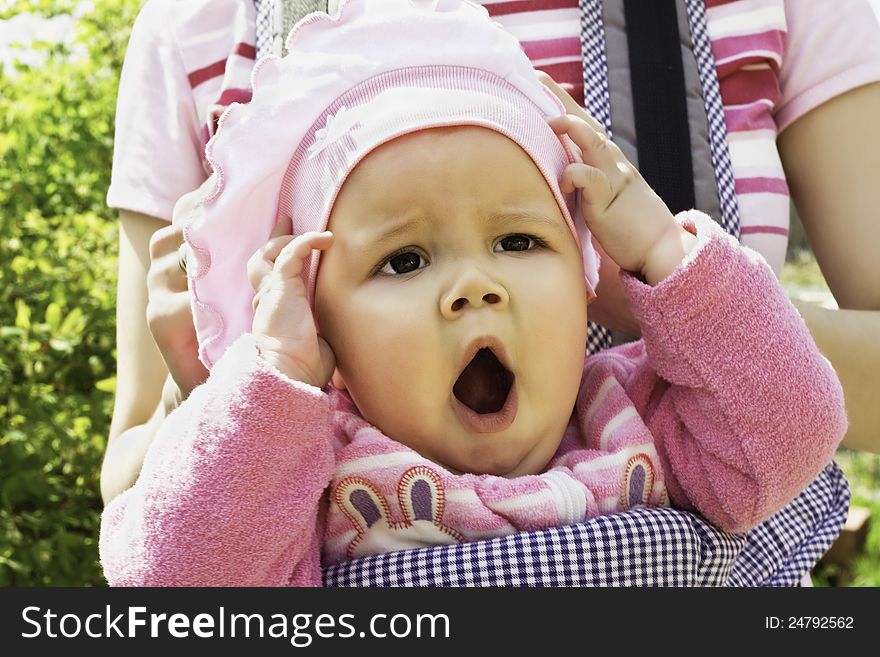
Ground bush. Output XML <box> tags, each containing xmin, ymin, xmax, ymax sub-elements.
<box><xmin>0</xmin><ymin>0</ymin><xmax>140</xmax><ymax>585</ymax></box>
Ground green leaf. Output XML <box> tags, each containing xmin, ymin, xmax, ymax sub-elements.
<box><xmin>0</xmin><ymin>555</ymin><xmax>29</xmax><ymax>574</ymax></box>
<box><xmin>44</xmin><ymin>302</ymin><xmax>61</xmax><ymax>330</ymax></box>
<box><xmin>10</xmin><ymin>255</ymin><xmax>29</xmax><ymax>274</ymax></box>
<box><xmin>14</xmin><ymin>299</ymin><xmax>31</xmax><ymax>330</ymax></box>
<box><xmin>94</xmin><ymin>377</ymin><xmax>116</xmax><ymax>393</ymax></box>
<box><xmin>58</xmin><ymin>307</ymin><xmax>84</xmax><ymax>335</ymax></box>
<box><xmin>0</xmin><ymin>327</ymin><xmax>25</xmax><ymax>338</ymax></box>
<box><xmin>48</xmin><ymin>337</ymin><xmax>73</xmax><ymax>352</ymax></box>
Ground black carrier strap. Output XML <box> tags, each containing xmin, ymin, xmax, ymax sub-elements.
<box><xmin>623</xmin><ymin>0</ymin><xmax>695</xmax><ymax>215</ymax></box>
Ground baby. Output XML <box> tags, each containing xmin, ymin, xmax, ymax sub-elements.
<box><xmin>100</xmin><ymin>0</ymin><xmax>846</xmax><ymax>586</ymax></box>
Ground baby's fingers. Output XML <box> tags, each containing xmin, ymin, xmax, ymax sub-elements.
<box><xmin>561</xmin><ymin>163</ymin><xmax>614</xmax><ymax>210</ymax></box>
<box><xmin>249</xmin><ymin>231</ymin><xmax>333</xmax><ymax>313</ymax></box>
<box><xmin>273</xmin><ymin>231</ymin><xmax>334</xmax><ymax>279</ymax></box>
<box><xmin>248</xmin><ymin>234</ymin><xmax>296</xmax><ymax>291</ymax></box>
<box><xmin>548</xmin><ymin>112</ymin><xmax>604</xmax><ymax>146</ymax></box>
<box><xmin>548</xmin><ymin>114</ymin><xmax>620</xmax><ymax>171</ymax></box>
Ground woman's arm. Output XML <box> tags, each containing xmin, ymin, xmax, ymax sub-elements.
<box><xmin>778</xmin><ymin>81</ymin><xmax>880</xmax><ymax>453</ymax></box>
<box><xmin>103</xmin><ymin>197</ymin><xmax>213</xmax><ymax>503</ymax></box>
<box><xmin>101</xmin><ymin>211</ymin><xmax>170</xmax><ymax>503</ymax></box>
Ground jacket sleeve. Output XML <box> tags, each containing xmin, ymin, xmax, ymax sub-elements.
<box><xmin>622</xmin><ymin>211</ymin><xmax>847</xmax><ymax>533</ymax></box>
<box><xmin>99</xmin><ymin>334</ymin><xmax>335</xmax><ymax>586</ymax></box>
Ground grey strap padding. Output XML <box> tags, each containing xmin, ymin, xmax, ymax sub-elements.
<box><xmin>602</xmin><ymin>0</ymin><xmax>721</xmax><ymax>223</ymax></box>
<box><xmin>273</xmin><ymin>0</ymin><xmax>330</xmax><ymax>56</ymax></box>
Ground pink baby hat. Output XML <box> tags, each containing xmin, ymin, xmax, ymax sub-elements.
<box><xmin>184</xmin><ymin>0</ymin><xmax>600</xmax><ymax>368</ymax></box>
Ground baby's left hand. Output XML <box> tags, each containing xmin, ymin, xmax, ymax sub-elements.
<box><xmin>548</xmin><ymin>113</ymin><xmax>697</xmax><ymax>285</ymax></box>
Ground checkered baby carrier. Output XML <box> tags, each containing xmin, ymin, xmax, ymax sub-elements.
<box><xmin>257</xmin><ymin>0</ymin><xmax>851</xmax><ymax>587</ymax></box>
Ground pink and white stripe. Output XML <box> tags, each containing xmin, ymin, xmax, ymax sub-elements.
<box><xmin>174</xmin><ymin>1</ymin><xmax>257</xmax><ymax>154</ymax></box>
<box><xmin>704</xmin><ymin>0</ymin><xmax>790</xmax><ymax>271</ymax></box>
<box><xmin>481</xmin><ymin>0</ymin><xmax>585</xmax><ymax>106</ymax></box>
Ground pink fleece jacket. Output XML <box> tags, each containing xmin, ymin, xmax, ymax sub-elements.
<box><xmin>100</xmin><ymin>213</ymin><xmax>846</xmax><ymax>586</ymax></box>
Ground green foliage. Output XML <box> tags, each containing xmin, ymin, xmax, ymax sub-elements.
<box><xmin>829</xmin><ymin>451</ymin><xmax>880</xmax><ymax>587</ymax></box>
<box><xmin>0</xmin><ymin>0</ymin><xmax>141</xmax><ymax>585</ymax></box>
<box><xmin>0</xmin><ymin>0</ymin><xmax>81</xmax><ymax>20</ymax></box>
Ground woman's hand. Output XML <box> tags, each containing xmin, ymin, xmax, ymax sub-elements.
<box><xmin>248</xmin><ymin>220</ymin><xmax>337</xmax><ymax>388</ymax></box>
<box><xmin>589</xmin><ymin>246</ymin><xmax>642</xmax><ymax>337</ymax></box>
<box><xmin>145</xmin><ymin>188</ymin><xmax>209</xmax><ymax>401</ymax></box>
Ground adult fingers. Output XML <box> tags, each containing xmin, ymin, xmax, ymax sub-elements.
<box><xmin>145</xmin><ymin>281</ymin><xmax>205</xmax><ymax>396</ymax></box>
<box><xmin>538</xmin><ymin>72</ymin><xmax>607</xmax><ymax>135</ymax></box>
<box><xmin>146</xmin><ymin>286</ymin><xmax>192</xmax><ymax>325</ymax></box>
<box><xmin>148</xmin><ymin>223</ymin><xmax>189</xmax><ymax>293</ymax></box>
<box><xmin>257</xmin><ymin>216</ymin><xmax>297</xmax><ymax>265</ymax></box>
<box><xmin>148</xmin><ymin>222</ymin><xmax>183</xmax><ymax>261</ymax></box>
<box><xmin>269</xmin><ymin>214</ymin><xmax>293</xmax><ymax>239</ymax></box>
<box><xmin>171</xmin><ymin>177</ymin><xmax>216</xmax><ymax>226</ymax></box>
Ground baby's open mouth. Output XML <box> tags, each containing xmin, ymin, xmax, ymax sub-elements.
<box><xmin>453</xmin><ymin>348</ymin><xmax>515</xmax><ymax>414</ymax></box>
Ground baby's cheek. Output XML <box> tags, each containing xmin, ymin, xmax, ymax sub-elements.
<box><xmin>526</xmin><ymin>268</ymin><xmax>587</xmax><ymax>329</ymax></box>
<box><xmin>347</xmin><ymin>321</ymin><xmax>443</xmax><ymax>408</ymax></box>
<box><xmin>521</xmin><ymin>267</ymin><xmax>587</xmax><ymax>384</ymax></box>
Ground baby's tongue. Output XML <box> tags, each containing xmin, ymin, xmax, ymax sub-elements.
<box><xmin>453</xmin><ymin>348</ymin><xmax>512</xmax><ymax>414</ymax></box>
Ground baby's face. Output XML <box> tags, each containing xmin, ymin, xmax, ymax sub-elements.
<box><xmin>315</xmin><ymin>126</ymin><xmax>588</xmax><ymax>477</ymax></box>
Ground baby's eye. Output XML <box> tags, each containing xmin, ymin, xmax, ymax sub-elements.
<box><xmin>379</xmin><ymin>250</ymin><xmax>427</xmax><ymax>275</ymax></box>
<box><xmin>494</xmin><ymin>234</ymin><xmax>542</xmax><ymax>252</ymax></box>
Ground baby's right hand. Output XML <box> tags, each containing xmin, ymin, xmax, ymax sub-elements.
<box><xmin>248</xmin><ymin>220</ymin><xmax>336</xmax><ymax>388</ymax></box>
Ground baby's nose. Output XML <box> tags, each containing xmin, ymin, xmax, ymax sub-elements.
<box><xmin>441</xmin><ymin>269</ymin><xmax>509</xmax><ymax>319</ymax></box>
